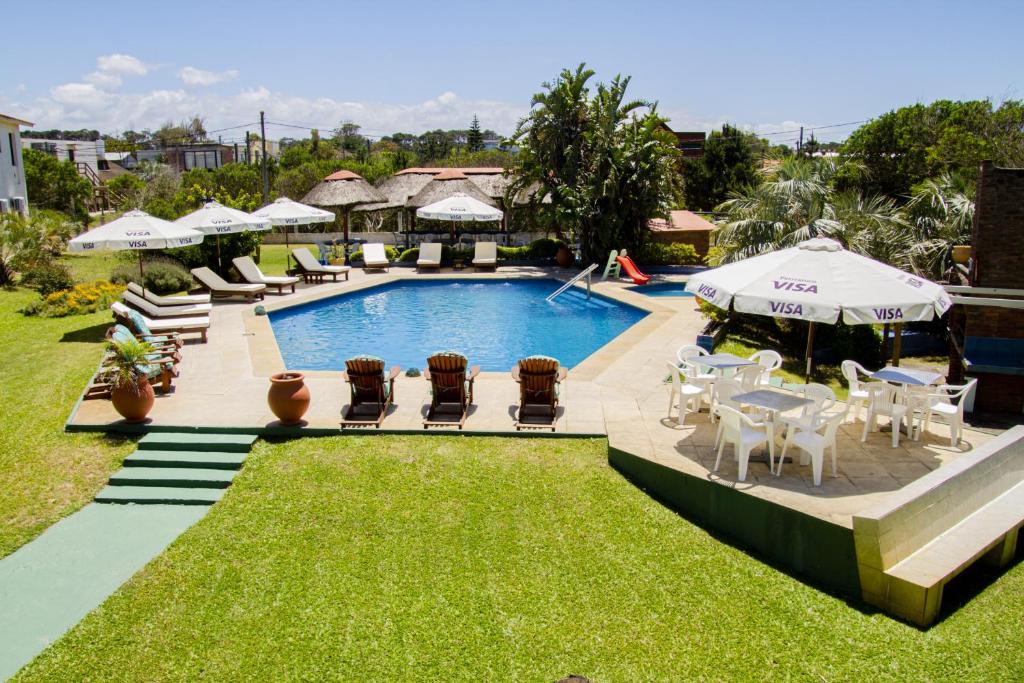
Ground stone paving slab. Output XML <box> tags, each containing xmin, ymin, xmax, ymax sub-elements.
<box><xmin>0</xmin><ymin>504</ymin><xmax>207</xmax><ymax>680</ymax></box>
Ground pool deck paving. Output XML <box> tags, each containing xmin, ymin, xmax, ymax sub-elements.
<box><xmin>68</xmin><ymin>265</ymin><xmax>994</xmax><ymax>529</ymax></box>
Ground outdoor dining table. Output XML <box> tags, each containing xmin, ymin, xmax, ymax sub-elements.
<box><xmin>692</xmin><ymin>353</ymin><xmax>757</xmax><ymax>372</ymax></box>
<box><xmin>732</xmin><ymin>389</ymin><xmax>814</xmax><ymax>464</ymax></box>
<box><xmin>870</xmin><ymin>366</ymin><xmax>944</xmax><ymax>387</ymax></box>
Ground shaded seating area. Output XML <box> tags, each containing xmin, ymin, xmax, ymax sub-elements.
<box><xmin>423</xmin><ymin>351</ymin><xmax>479</xmax><ymax>429</ymax></box>
<box><xmin>290</xmin><ymin>248</ymin><xmax>351</xmax><ymax>283</ymax></box>
<box><xmin>233</xmin><ymin>256</ymin><xmax>301</xmax><ymax>293</ymax></box>
<box><xmin>190</xmin><ymin>267</ymin><xmax>266</xmax><ymax>301</ymax></box>
<box><xmin>512</xmin><ymin>356</ymin><xmax>566</xmax><ymax>431</ymax></box>
<box><xmin>341</xmin><ymin>356</ymin><xmax>400</xmax><ymax>428</ymax></box>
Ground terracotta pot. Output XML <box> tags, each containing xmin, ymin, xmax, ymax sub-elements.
<box><xmin>555</xmin><ymin>245</ymin><xmax>573</xmax><ymax>268</ymax></box>
<box><xmin>951</xmin><ymin>245</ymin><xmax>972</xmax><ymax>264</ymax></box>
<box><xmin>268</xmin><ymin>372</ymin><xmax>310</xmax><ymax>425</ymax></box>
<box><xmin>111</xmin><ymin>377</ymin><xmax>155</xmax><ymax>423</ymax></box>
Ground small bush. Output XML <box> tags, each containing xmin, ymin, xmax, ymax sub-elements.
<box><xmin>22</xmin><ymin>280</ymin><xmax>124</xmax><ymax>317</ymax></box>
<box><xmin>397</xmin><ymin>248</ymin><xmax>419</xmax><ymax>263</ymax></box>
<box><xmin>525</xmin><ymin>238</ymin><xmax>565</xmax><ymax>259</ymax></box>
<box><xmin>634</xmin><ymin>242</ymin><xmax>701</xmax><ymax>266</ymax></box>
<box><xmin>21</xmin><ymin>262</ymin><xmax>75</xmax><ymax>296</ymax></box>
<box><xmin>351</xmin><ymin>246</ymin><xmax>401</xmax><ymax>263</ymax></box>
<box><xmin>110</xmin><ymin>257</ymin><xmax>193</xmax><ymax>295</ymax></box>
<box><xmin>497</xmin><ymin>245</ymin><xmax>528</xmax><ymax>260</ymax></box>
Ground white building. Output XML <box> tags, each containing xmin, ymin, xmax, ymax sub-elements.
<box><xmin>0</xmin><ymin>113</ymin><xmax>33</xmax><ymax>214</ymax></box>
<box><xmin>21</xmin><ymin>137</ymin><xmax>106</xmax><ymax>180</ymax></box>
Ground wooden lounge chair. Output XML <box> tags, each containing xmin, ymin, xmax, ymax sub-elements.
<box><xmin>232</xmin><ymin>256</ymin><xmax>301</xmax><ymax>293</ymax></box>
<box><xmin>112</xmin><ymin>301</ymin><xmax>209</xmax><ymax>343</ymax></box>
<box><xmin>417</xmin><ymin>242</ymin><xmax>442</xmax><ymax>271</ymax></box>
<box><xmin>290</xmin><ymin>248</ymin><xmax>351</xmax><ymax>283</ymax></box>
<box><xmin>341</xmin><ymin>355</ymin><xmax>400</xmax><ymax>428</ymax></box>
<box><xmin>126</xmin><ymin>282</ymin><xmax>211</xmax><ymax>306</ymax></box>
<box><xmin>123</xmin><ymin>290</ymin><xmax>212</xmax><ymax>318</ymax></box>
<box><xmin>361</xmin><ymin>243</ymin><xmax>390</xmax><ymax>272</ymax></box>
<box><xmin>106</xmin><ymin>324</ymin><xmax>180</xmax><ymax>354</ymax></box>
<box><xmin>423</xmin><ymin>351</ymin><xmax>479</xmax><ymax>429</ymax></box>
<box><xmin>473</xmin><ymin>241</ymin><xmax>498</xmax><ymax>271</ymax></box>
<box><xmin>190</xmin><ymin>267</ymin><xmax>266</xmax><ymax>301</ymax></box>
<box><xmin>106</xmin><ymin>325</ymin><xmax>182</xmax><ymax>362</ymax></box>
<box><xmin>512</xmin><ymin>355</ymin><xmax>567</xmax><ymax>431</ymax></box>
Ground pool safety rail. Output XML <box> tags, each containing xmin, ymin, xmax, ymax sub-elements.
<box><xmin>546</xmin><ymin>263</ymin><xmax>598</xmax><ymax>302</ymax></box>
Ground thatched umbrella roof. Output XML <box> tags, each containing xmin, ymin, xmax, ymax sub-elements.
<box><xmin>302</xmin><ymin>170</ymin><xmax>386</xmax><ymax>208</ymax></box>
<box><xmin>352</xmin><ymin>172</ymin><xmax>435</xmax><ymax>212</ymax></box>
<box><xmin>406</xmin><ymin>169</ymin><xmax>497</xmax><ymax>209</ymax></box>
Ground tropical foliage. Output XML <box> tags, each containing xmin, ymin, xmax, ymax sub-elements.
<box><xmin>22</xmin><ymin>280</ymin><xmax>123</xmax><ymax>318</ymax></box>
<box><xmin>0</xmin><ymin>211</ymin><xmax>77</xmax><ymax>287</ymax></box>
<box><xmin>682</xmin><ymin>124</ymin><xmax>761</xmax><ymax>211</ymax></box>
<box><xmin>22</xmin><ymin>149</ymin><xmax>94</xmax><ymax>224</ymax></box>
<box><xmin>508</xmin><ymin>64</ymin><xmax>680</xmax><ymax>262</ymax></box>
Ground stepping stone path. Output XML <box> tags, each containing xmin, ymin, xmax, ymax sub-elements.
<box><xmin>0</xmin><ymin>432</ymin><xmax>257</xmax><ymax>681</ymax></box>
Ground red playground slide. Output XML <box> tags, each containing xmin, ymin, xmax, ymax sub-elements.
<box><xmin>616</xmin><ymin>255</ymin><xmax>651</xmax><ymax>285</ymax></box>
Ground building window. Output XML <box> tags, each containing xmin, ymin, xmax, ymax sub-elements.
<box><xmin>8</xmin><ymin>133</ymin><xmax>17</xmax><ymax>166</ymax></box>
<box><xmin>184</xmin><ymin>150</ymin><xmax>220</xmax><ymax>170</ymax></box>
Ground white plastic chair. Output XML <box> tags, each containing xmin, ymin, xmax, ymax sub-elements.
<box><xmin>735</xmin><ymin>364</ymin><xmax>764</xmax><ymax>391</ymax></box>
<box><xmin>711</xmin><ymin>378</ymin><xmax>745</xmax><ymax>447</ymax></box>
<box><xmin>677</xmin><ymin>344</ymin><xmax>716</xmax><ymax>403</ymax></box>
<box><xmin>666</xmin><ymin>362</ymin><xmax>706</xmax><ymax>426</ymax></box>
<box><xmin>779</xmin><ymin>383</ymin><xmax>837</xmax><ymax>434</ymax></box>
<box><xmin>713</xmin><ymin>404</ymin><xmax>773</xmax><ymax>482</ymax></box>
<box><xmin>912</xmin><ymin>379</ymin><xmax>977</xmax><ymax>446</ymax></box>
<box><xmin>748</xmin><ymin>350</ymin><xmax>782</xmax><ymax>386</ymax></box>
<box><xmin>840</xmin><ymin>360</ymin><xmax>873</xmax><ymax>421</ymax></box>
<box><xmin>861</xmin><ymin>382</ymin><xmax>909</xmax><ymax>447</ymax></box>
<box><xmin>778</xmin><ymin>405</ymin><xmax>850</xmax><ymax>486</ymax></box>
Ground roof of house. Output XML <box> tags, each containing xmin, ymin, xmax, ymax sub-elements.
<box><xmin>647</xmin><ymin>210</ymin><xmax>716</xmax><ymax>233</ymax></box>
<box><xmin>0</xmin><ymin>113</ymin><xmax>34</xmax><ymax>127</ymax></box>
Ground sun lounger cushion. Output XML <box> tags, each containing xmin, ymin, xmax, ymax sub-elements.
<box><xmin>123</xmin><ymin>291</ymin><xmax>211</xmax><ymax>318</ymax></box>
<box><xmin>191</xmin><ymin>267</ymin><xmax>266</xmax><ymax>294</ymax></box>
<box><xmin>473</xmin><ymin>242</ymin><xmax>497</xmax><ymax>265</ymax></box>
<box><xmin>418</xmin><ymin>243</ymin><xmax>442</xmax><ymax>266</ymax></box>
<box><xmin>127</xmin><ymin>282</ymin><xmax>211</xmax><ymax>306</ymax></box>
<box><xmin>232</xmin><ymin>256</ymin><xmax>301</xmax><ymax>285</ymax></box>
<box><xmin>362</xmin><ymin>243</ymin><xmax>389</xmax><ymax>266</ymax></box>
<box><xmin>291</xmin><ymin>249</ymin><xmax>351</xmax><ymax>275</ymax></box>
<box><xmin>112</xmin><ymin>302</ymin><xmax>209</xmax><ymax>332</ymax></box>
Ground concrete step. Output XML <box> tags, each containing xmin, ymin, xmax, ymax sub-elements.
<box><xmin>136</xmin><ymin>432</ymin><xmax>257</xmax><ymax>453</ymax></box>
<box><xmin>95</xmin><ymin>486</ymin><xmax>225</xmax><ymax>505</ymax></box>
<box><xmin>123</xmin><ymin>449</ymin><xmax>247</xmax><ymax>470</ymax></box>
<box><xmin>108</xmin><ymin>467</ymin><xmax>237</xmax><ymax>489</ymax></box>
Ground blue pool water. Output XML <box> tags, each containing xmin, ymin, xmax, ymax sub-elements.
<box><xmin>269</xmin><ymin>279</ymin><xmax>647</xmax><ymax>371</ymax></box>
<box><xmin>627</xmin><ymin>282</ymin><xmax>695</xmax><ymax>297</ymax></box>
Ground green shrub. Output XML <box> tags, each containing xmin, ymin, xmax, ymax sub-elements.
<box><xmin>634</xmin><ymin>242</ymin><xmax>701</xmax><ymax>266</ymax></box>
<box><xmin>22</xmin><ymin>280</ymin><xmax>124</xmax><ymax>317</ymax></box>
<box><xmin>497</xmin><ymin>245</ymin><xmax>528</xmax><ymax>260</ymax></box>
<box><xmin>525</xmin><ymin>238</ymin><xmax>565</xmax><ymax>259</ymax></box>
<box><xmin>350</xmin><ymin>246</ymin><xmax>400</xmax><ymax>263</ymax></box>
<box><xmin>20</xmin><ymin>262</ymin><xmax>75</xmax><ymax>296</ymax></box>
<box><xmin>397</xmin><ymin>248</ymin><xmax>419</xmax><ymax>263</ymax></box>
<box><xmin>110</xmin><ymin>257</ymin><xmax>193</xmax><ymax>295</ymax></box>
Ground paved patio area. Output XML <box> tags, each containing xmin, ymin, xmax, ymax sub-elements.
<box><xmin>70</xmin><ymin>265</ymin><xmax>995</xmax><ymax>528</ymax></box>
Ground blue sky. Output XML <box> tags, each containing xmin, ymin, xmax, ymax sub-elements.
<box><xmin>2</xmin><ymin>0</ymin><xmax>1021</xmax><ymax>144</ymax></box>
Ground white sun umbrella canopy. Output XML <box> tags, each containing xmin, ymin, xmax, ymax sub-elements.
<box><xmin>685</xmin><ymin>238</ymin><xmax>952</xmax><ymax>376</ymax></box>
<box><xmin>416</xmin><ymin>193</ymin><xmax>503</xmax><ymax>222</ymax></box>
<box><xmin>68</xmin><ymin>209</ymin><xmax>204</xmax><ymax>282</ymax></box>
<box><xmin>253</xmin><ymin>197</ymin><xmax>335</xmax><ymax>268</ymax></box>
<box><xmin>175</xmin><ymin>201</ymin><xmax>271</xmax><ymax>271</ymax></box>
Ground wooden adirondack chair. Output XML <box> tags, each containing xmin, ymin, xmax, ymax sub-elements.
<box><xmin>511</xmin><ymin>356</ymin><xmax>567</xmax><ymax>431</ymax></box>
<box><xmin>423</xmin><ymin>351</ymin><xmax>480</xmax><ymax>429</ymax></box>
<box><xmin>341</xmin><ymin>356</ymin><xmax>400</xmax><ymax>428</ymax></box>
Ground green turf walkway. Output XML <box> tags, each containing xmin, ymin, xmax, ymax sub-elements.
<box><xmin>0</xmin><ymin>431</ymin><xmax>256</xmax><ymax>680</ymax></box>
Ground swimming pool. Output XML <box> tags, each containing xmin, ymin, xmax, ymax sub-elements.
<box><xmin>626</xmin><ymin>282</ymin><xmax>696</xmax><ymax>297</ymax></box>
<box><xmin>269</xmin><ymin>279</ymin><xmax>648</xmax><ymax>372</ymax></box>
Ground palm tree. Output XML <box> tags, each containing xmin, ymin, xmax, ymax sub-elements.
<box><xmin>902</xmin><ymin>173</ymin><xmax>975</xmax><ymax>280</ymax></box>
<box><xmin>712</xmin><ymin>157</ymin><xmax>907</xmax><ymax>265</ymax></box>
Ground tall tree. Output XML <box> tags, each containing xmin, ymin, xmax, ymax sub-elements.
<box><xmin>681</xmin><ymin>125</ymin><xmax>759</xmax><ymax>211</ymax></box>
<box><xmin>22</xmin><ymin>149</ymin><xmax>93</xmax><ymax>223</ymax></box>
<box><xmin>467</xmin><ymin>115</ymin><xmax>484</xmax><ymax>152</ymax></box>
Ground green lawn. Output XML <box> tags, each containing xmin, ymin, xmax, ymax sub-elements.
<box><xmin>13</xmin><ymin>435</ymin><xmax>1024</xmax><ymax>681</ymax></box>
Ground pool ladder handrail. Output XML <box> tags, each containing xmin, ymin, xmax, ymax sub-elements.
<box><xmin>546</xmin><ymin>263</ymin><xmax>598</xmax><ymax>302</ymax></box>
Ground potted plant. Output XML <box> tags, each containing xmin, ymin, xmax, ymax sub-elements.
<box><xmin>267</xmin><ymin>372</ymin><xmax>310</xmax><ymax>425</ymax></box>
<box><xmin>107</xmin><ymin>337</ymin><xmax>157</xmax><ymax>423</ymax></box>
<box><xmin>328</xmin><ymin>242</ymin><xmax>347</xmax><ymax>266</ymax></box>
<box><xmin>555</xmin><ymin>244</ymin><xmax>573</xmax><ymax>268</ymax></box>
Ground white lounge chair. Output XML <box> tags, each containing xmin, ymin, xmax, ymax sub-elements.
<box><xmin>472</xmin><ymin>241</ymin><xmax>497</xmax><ymax>271</ymax></box>
<box><xmin>233</xmin><ymin>256</ymin><xmax>301</xmax><ymax>294</ymax></box>
<box><xmin>417</xmin><ymin>242</ymin><xmax>442</xmax><ymax>271</ymax></box>
<box><xmin>123</xmin><ymin>290</ymin><xmax>212</xmax><ymax>319</ymax></box>
<box><xmin>361</xmin><ymin>243</ymin><xmax>390</xmax><ymax>272</ymax></box>
<box><xmin>112</xmin><ymin>301</ymin><xmax>209</xmax><ymax>343</ymax></box>
<box><xmin>290</xmin><ymin>248</ymin><xmax>351</xmax><ymax>283</ymax></box>
<box><xmin>126</xmin><ymin>282</ymin><xmax>211</xmax><ymax>306</ymax></box>
<box><xmin>190</xmin><ymin>267</ymin><xmax>266</xmax><ymax>301</ymax></box>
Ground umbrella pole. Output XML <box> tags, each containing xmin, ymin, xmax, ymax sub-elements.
<box><xmin>804</xmin><ymin>321</ymin><xmax>816</xmax><ymax>383</ymax></box>
<box><xmin>216</xmin><ymin>235</ymin><xmax>223</xmax><ymax>274</ymax></box>
<box><xmin>138</xmin><ymin>252</ymin><xmax>145</xmax><ymax>292</ymax></box>
<box><xmin>892</xmin><ymin>323</ymin><xmax>903</xmax><ymax>367</ymax></box>
<box><xmin>284</xmin><ymin>226</ymin><xmax>290</xmax><ymax>272</ymax></box>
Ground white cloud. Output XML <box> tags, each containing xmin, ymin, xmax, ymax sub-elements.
<box><xmin>179</xmin><ymin>67</ymin><xmax>240</xmax><ymax>87</ymax></box>
<box><xmin>97</xmin><ymin>54</ymin><xmax>149</xmax><ymax>76</ymax></box>
<box><xmin>50</xmin><ymin>83</ymin><xmax>101</xmax><ymax>106</ymax></box>
<box><xmin>85</xmin><ymin>71</ymin><xmax>123</xmax><ymax>89</ymax></box>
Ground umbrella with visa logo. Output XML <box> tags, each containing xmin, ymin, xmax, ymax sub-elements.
<box><xmin>175</xmin><ymin>201</ymin><xmax>271</xmax><ymax>273</ymax></box>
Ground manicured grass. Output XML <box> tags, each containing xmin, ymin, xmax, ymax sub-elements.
<box><xmin>256</xmin><ymin>243</ymin><xmax>318</xmax><ymax>276</ymax></box>
<box><xmin>715</xmin><ymin>336</ymin><xmax>850</xmax><ymax>399</ymax></box>
<box><xmin>15</xmin><ymin>435</ymin><xmax>1024</xmax><ymax>681</ymax></box>
<box><xmin>0</xmin><ymin>285</ymin><xmax>133</xmax><ymax>557</ymax></box>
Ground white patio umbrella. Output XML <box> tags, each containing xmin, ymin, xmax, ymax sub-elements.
<box><xmin>175</xmin><ymin>201</ymin><xmax>271</xmax><ymax>272</ymax></box>
<box><xmin>685</xmin><ymin>238</ymin><xmax>952</xmax><ymax>378</ymax></box>
<box><xmin>253</xmin><ymin>197</ymin><xmax>335</xmax><ymax>269</ymax></box>
<box><xmin>68</xmin><ymin>209</ymin><xmax>204</xmax><ymax>284</ymax></box>
<box><xmin>416</xmin><ymin>193</ymin><xmax>503</xmax><ymax>241</ymax></box>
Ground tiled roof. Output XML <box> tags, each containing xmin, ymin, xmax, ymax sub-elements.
<box><xmin>648</xmin><ymin>210</ymin><xmax>716</xmax><ymax>233</ymax></box>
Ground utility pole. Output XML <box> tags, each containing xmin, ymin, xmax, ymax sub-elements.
<box><xmin>260</xmin><ymin>111</ymin><xmax>269</xmax><ymax>203</ymax></box>
<box><xmin>798</xmin><ymin>126</ymin><xmax>804</xmax><ymax>156</ymax></box>
<box><xmin>244</xmin><ymin>131</ymin><xmax>250</xmax><ymax>164</ymax></box>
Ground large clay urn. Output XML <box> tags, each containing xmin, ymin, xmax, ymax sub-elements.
<box><xmin>268</xmin><ymin>372</ymin><xmax>310</xmax><ymax>425</ymax></box>
<box><xmin>555</xmin><ymin>245</ymin><xmax>573</xmax><ymax>268</ymax></box>
<box><xmin>111</xmin><ymin>377</ymin><xmax>155</xmax><ymax>423</ymax></box>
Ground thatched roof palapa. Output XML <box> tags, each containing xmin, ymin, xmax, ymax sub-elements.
<box><xmin>302</xmin><ymin>171</ymin><xmax>386</xmax><ymax>208</ymax></box>
<box><xmin>353</xmin><ymin>172</ymin><xmax>436</xmax><ymax>212</ymax></box>
<box><xmin>406</xmin><ymin>170</ymin><xmax>498</xmax><ymax>209</ymax></box>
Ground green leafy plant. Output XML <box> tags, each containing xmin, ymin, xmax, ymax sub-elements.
<box><xmin>634</xmin><ymin>242</ymin><xmax>700</xmax><ymax>266</ymax></box>
<box><xmin>22</xmin><ymin>280</ymin><xmax>124</xmax><ymax>317</ymax></box>
<box><xmin>0</xmin><ymin>211</ymin><xmax>76</xmax><ymax>287</ymax></box>
<box><xmin>20</xmin><ymin>262</ymin><xmax>75</xmax><ymax>296</ymax></box>
<box><xmin>106</xmin><ymin>336</ymin><xmax>156</xmax><ymax>389</ymax></box>
<box><xmin>110</xmin><ymin>257</ymin><xmax>192</xmax><ymax>295</ymax></box>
